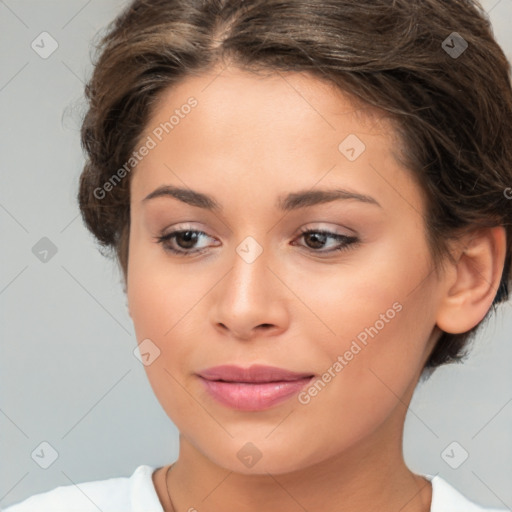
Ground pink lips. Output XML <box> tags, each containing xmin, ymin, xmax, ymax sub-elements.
<box><xmin>197</xmin><ymin>364</ymin><xmax>314</xmax><ymax>411</ymax></box>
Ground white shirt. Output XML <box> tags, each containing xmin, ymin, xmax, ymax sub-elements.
<box><xmin>2</xmin><ymin>465</ymin><xmax>507</xmax><ymax>512</ymax></box>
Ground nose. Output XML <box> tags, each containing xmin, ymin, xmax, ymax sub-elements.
<box><xmin>210</xmin><ymin>242</ymin><xmax>289</xmax><ymax>341</ymax></box>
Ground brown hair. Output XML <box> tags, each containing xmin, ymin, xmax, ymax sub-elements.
<box><xmin>78</xmin><ymin>0</ymin><xmax>512</xmax><ymax>373</ymax></box>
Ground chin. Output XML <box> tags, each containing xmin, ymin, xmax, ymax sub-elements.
<box><xmin>194</xmin><ymin>432</ymin><xmax>332</xmax><ymax>477</ymax></box>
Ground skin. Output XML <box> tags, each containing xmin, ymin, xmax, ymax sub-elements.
<box><xmin>125</xmin><ymin>64</ymin><xmax>506</xmax><ymax>512</ymax></box>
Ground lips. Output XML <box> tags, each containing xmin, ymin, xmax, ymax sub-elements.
<box><xmin>197</xmin><ymin>364</ymin><xmax>315</xmax><ymax>410</ymax></box>
<box><xmin>198</xmin><ymin>364</ymin><xmax>314</xmax><ymax>383</ymax></box>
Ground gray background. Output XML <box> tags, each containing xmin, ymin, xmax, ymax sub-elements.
<box><xmin>0</xmin><ymin>0</ymin><xmax>511</xmax><ymax>509</ymax></box>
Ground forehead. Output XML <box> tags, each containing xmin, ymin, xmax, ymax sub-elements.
<box><xmin>140</xmin><ymin>64</ymin><xmax>388</xmax><ymax>150</ymax></box>
<box><xmin>130</xmin><ymin>65</ymin><xmax>422</xmax><ymax>217</ymax></box>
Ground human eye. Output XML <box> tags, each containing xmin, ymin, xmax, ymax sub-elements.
<box><xmin>292</xmin><ymin>227</ymin><xmax>359</xmax><ymax>255</ymax></box>
<box><xmin>154</xmin><ymin>225</ymin><xmax>358</xmax><ymax>257</ymax></box>
<box><xmin>154</xmin><ymin>226</ymin><xmax>219</xmax><ymax>256</ymax></box>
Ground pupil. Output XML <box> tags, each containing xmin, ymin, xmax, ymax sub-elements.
<box><xmin>307</xmin><ymin>232</ymin><xmax>326</xmax><ymax>249</ymax></box>
<box><xmin>179</xmin><ymin>231</ymin><xmax>197</xmax><ymax>248</ymax></box>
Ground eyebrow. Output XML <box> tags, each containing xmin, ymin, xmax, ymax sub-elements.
<box><xmin>142</xmin><ymin>185</ymin><xmax>381</xmax><ymax>211</ymax></box>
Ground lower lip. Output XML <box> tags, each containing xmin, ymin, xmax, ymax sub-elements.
<box><xmin>199</xmin><ymin>376</ymin><xmax>313</xmax><ymax>411</ymax></box>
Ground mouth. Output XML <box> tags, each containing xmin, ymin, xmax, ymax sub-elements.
<box><xmin>197</xmin><ymin>364</ymin><xmax>315</xmax><ymax>411</ymax></box>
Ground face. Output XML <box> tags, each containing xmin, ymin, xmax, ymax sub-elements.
<box><xmin>126</xmin><ymin>65</ymin><xmax>443</xmax><ymax>475</ymax></box>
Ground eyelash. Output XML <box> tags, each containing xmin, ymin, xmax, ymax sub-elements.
<box><xmin>154</xmin><ymin>227</ymin><xmax>359</xmax><ymax>257</ymax></box>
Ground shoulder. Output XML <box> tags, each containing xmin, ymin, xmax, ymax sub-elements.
<box><xmin>428</xmin><ymin>474</ymin><xmax>508</xmax><ymax>512</ymax></box>
<box><xmin>2</xmin><ymin>465</ymin><xmax>163</xmax><ymax>512</ymax></box>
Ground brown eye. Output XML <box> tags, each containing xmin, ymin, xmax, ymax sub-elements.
<box><xmin>155</xmin><ymin>229</ymin><xmax>217</xmax><ymax>256</ymax></box>
<box><xmin>295</xmin><ymin>229</ymin><xmax>359</xmax><ymax>254</ymax></box>
<box><xmin>303</xmin><ymin>231</ymin><xmax>328</xmax><ymax>250</ymax></box>
<box><xmin>173</xmin><ymin>230</ymin><xmax>200</xmax><ymax>250</ymax></box>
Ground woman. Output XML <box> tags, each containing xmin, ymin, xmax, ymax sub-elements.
<box><xmin>5</xmin><ymin>0</ymin><xmax>511</xmax><ymax>510</ymax></box>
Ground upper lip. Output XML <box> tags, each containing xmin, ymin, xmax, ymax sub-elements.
<box><xmin>197</xmin><ymin>364</ymin><xmax>314</xmax><ymax>383</ymax></box>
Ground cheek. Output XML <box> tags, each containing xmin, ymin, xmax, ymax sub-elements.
<box><xmin>287</xmin><ymin>233</ymin><xmax>430</xmax><ymax>354</ymax></box>
<box><xmin>126</xmin><ymin>230</ymin><xmax>203</xmax><ymax>340</ymax></box>
<box><xmin>127</xmin><ymin>269</ymin><xmax>204</xmax><ymax>390</ymax></box>
<box><xmin>290</xmin><ymin>242</ymin><xmax>434</xmax><ymax>430</ymax></box>
<box><xmin>290</xmin><ymin>300</ymin><xmax>428</xmax><ymax>460</ymax></box>
<box><xmin>126</xmin><ymin>258</ymin><xmax>203</xmax><ymax>427</ymax></box>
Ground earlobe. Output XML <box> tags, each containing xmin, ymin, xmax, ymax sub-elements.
<box><xmin>435</xmin><ymin>226</ymin><xmax>507</xmax><ymax>334</ymax></box>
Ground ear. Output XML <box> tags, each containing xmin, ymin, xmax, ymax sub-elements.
<box><xmin>435</xmin><ymin>226</ymin><xmax>507</xmax><ymax>334</ymax></box>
